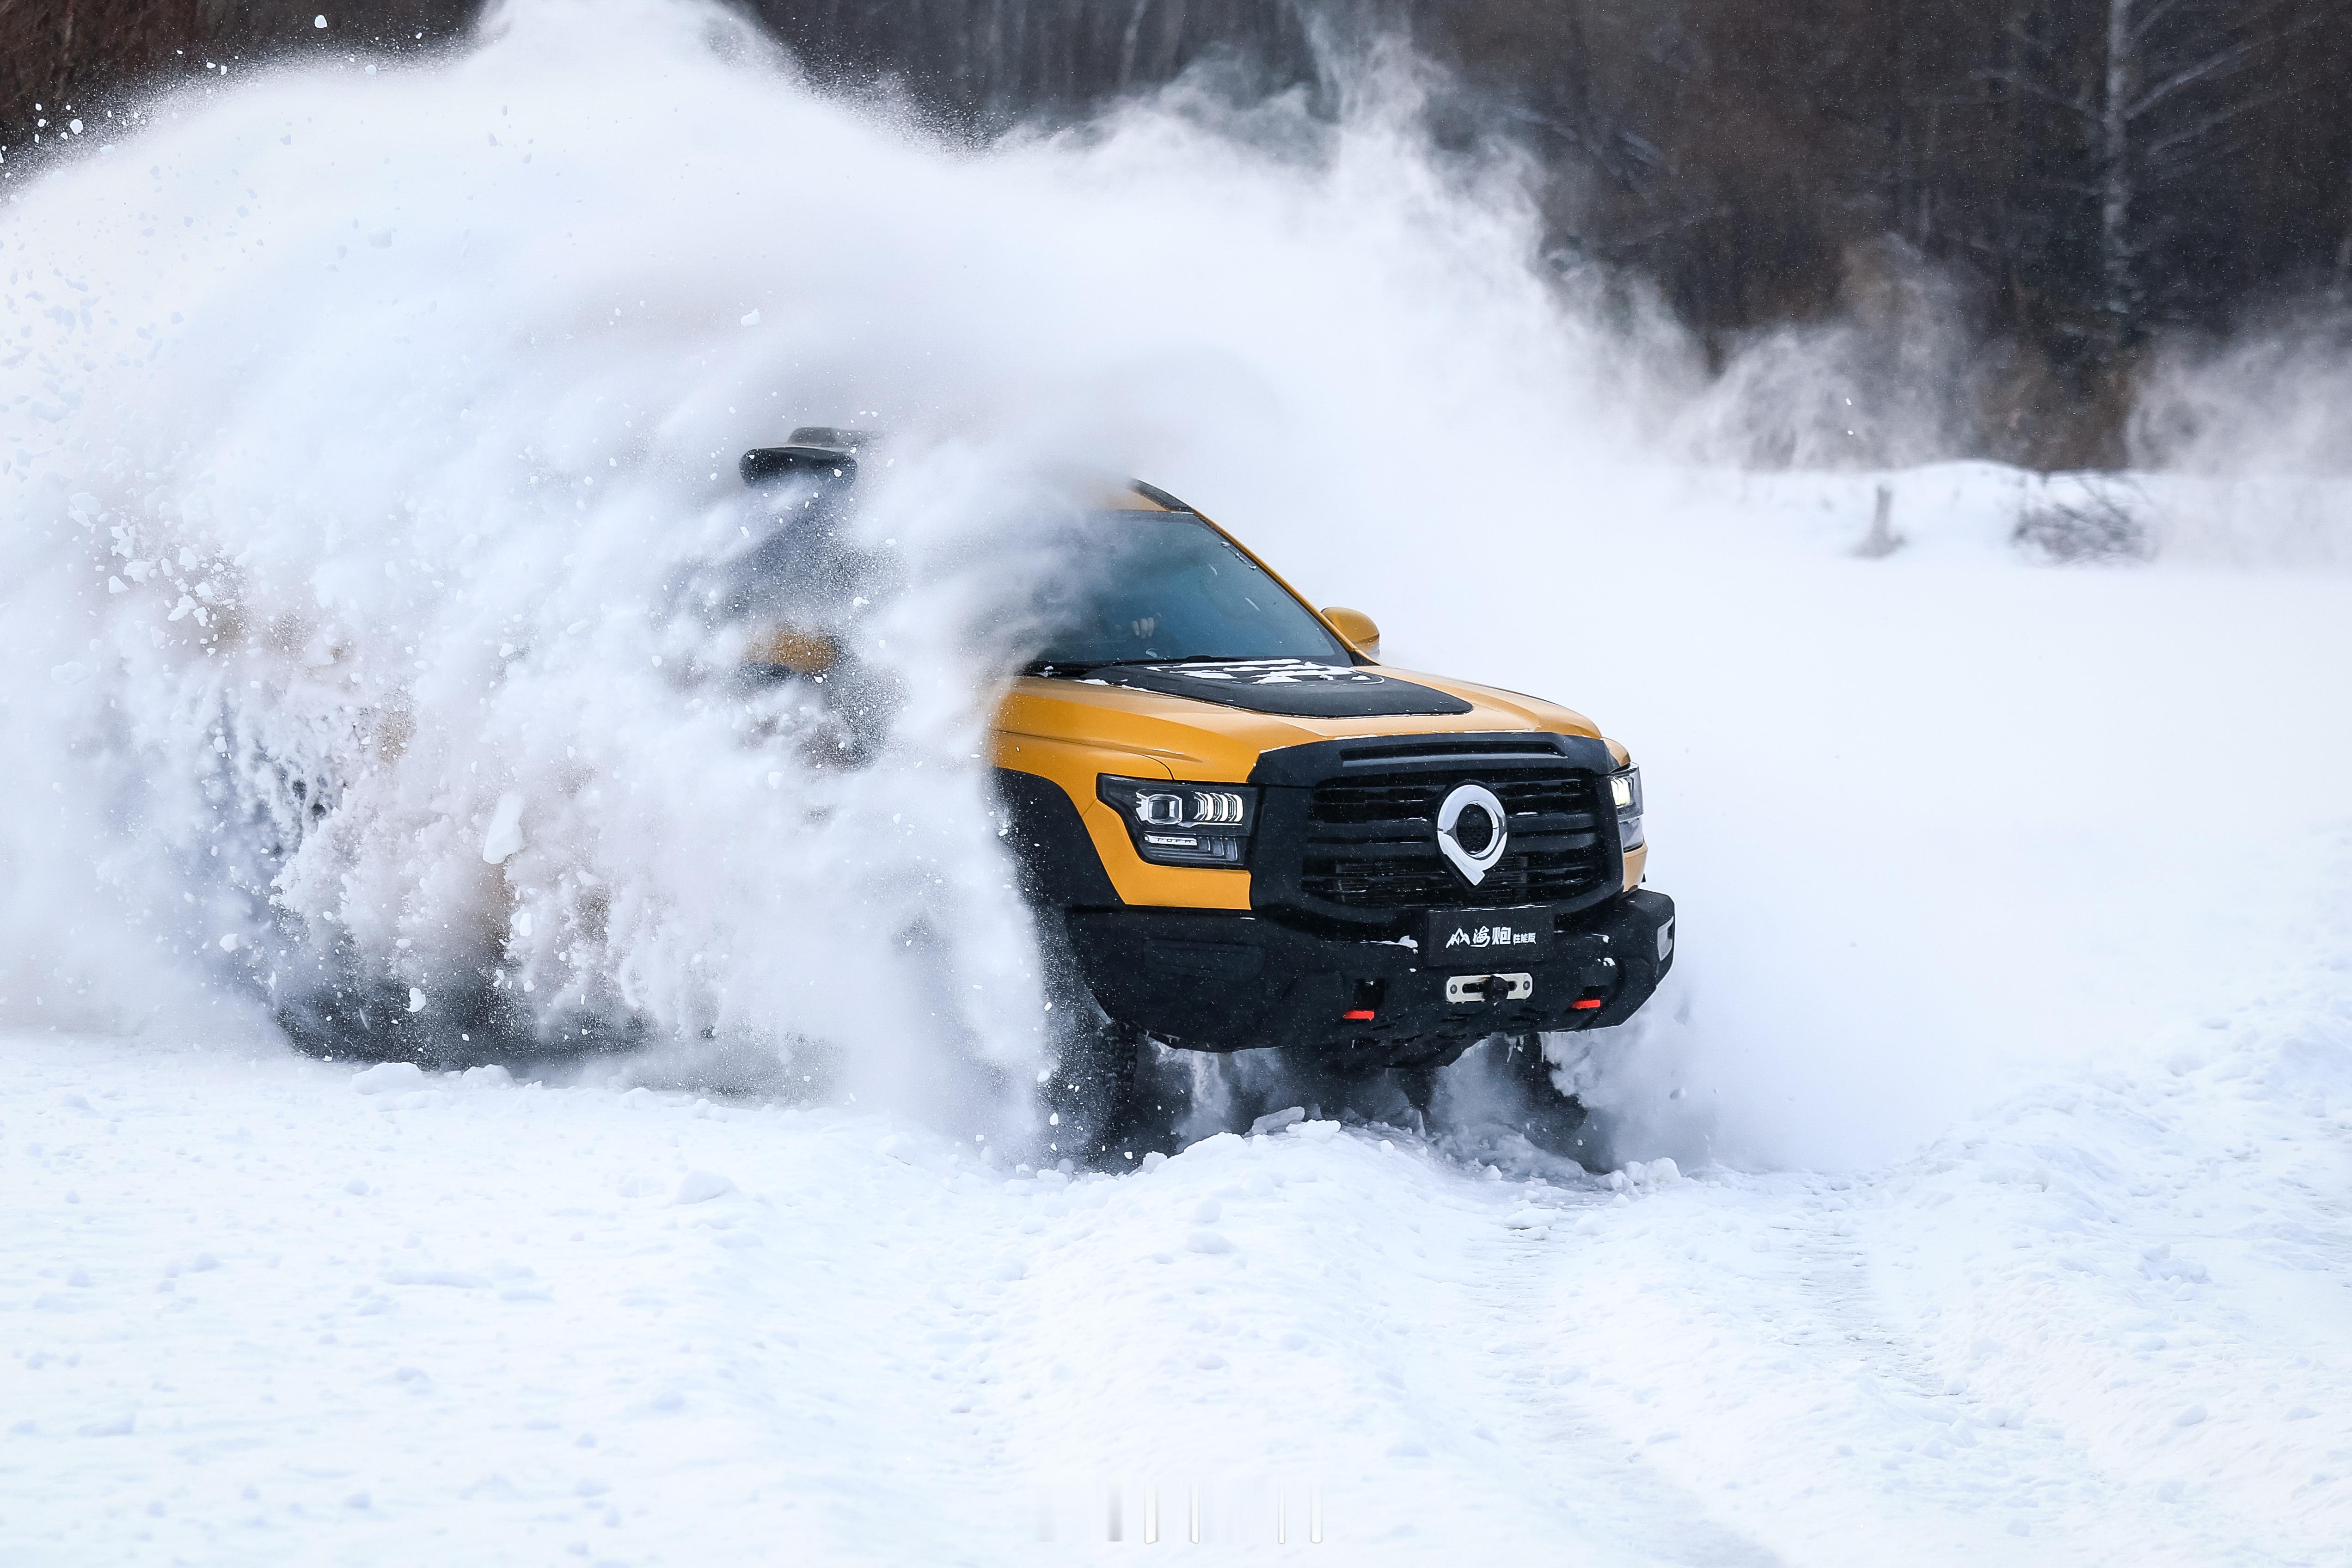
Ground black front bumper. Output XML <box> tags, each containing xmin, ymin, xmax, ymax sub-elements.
<box><xmin>1064</xmin><ymin>889</ymin><xmax>1675</xmax><ymax>1065</ymax></box>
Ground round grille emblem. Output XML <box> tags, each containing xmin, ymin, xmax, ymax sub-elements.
<box><xmin>1436</xmin><ymin>782</ymin><xmax>1508</xmax><ymax>886</ymax></box>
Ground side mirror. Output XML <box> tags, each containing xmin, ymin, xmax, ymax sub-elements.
<box><xmin>740</xmin><ymin>446</ymin><xmax>858</xmax><ymax>489</ymax></box>
<box><xmin>1320</xmin><ymin>606</ymin><xmax>1381</xmax><ymax>661</ymax></box>
<box><xmin>749</xmin><ymin>624</ymin><xmax>838</xmax><ymax>676</ymax></box>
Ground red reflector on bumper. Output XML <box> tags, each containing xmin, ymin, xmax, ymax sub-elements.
<box><xmin>1341</xmin><ymin>1009</ymin><xmax>1377</xmax><ymax>1021</ymax></box>
<box><xmin>1570</xmin><ymin>998</ymin><xmax>1603</xmax><ymax>1010</ymax></box>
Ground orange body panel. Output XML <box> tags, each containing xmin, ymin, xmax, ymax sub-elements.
<box><xmin>992</xmin><ymin>664</ymin><xmax>1629</xmax><ymax>910</ymax></box>
<box><xmin>983</xmin><ymin>483</ymin><xmax>1642</xmax><ymax>910</ymax></box>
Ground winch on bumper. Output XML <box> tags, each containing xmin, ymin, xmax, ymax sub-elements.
<box><xmin>1062</xmin><ymin>888</ymin><xmax>1675</xmax><ymax>1064</ymax></box>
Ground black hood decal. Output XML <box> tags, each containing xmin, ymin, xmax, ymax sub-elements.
<box><xmin>1084</xmin><ymin>659</ymin><xmax>1474</xmax><ymax>718</ymax></box>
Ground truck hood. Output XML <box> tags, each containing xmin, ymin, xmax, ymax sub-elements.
<box><xmin>996</xmin><ymin>668</ymin><xmax>1605</xmax><ymax>782</ymax></box>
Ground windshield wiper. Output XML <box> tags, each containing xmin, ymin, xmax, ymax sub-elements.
<box><xmin>1026</xmin><ymin>653</ymin><xmax>1343</xmax><ymax>678</ymax></box>
<box><xmin>1027</xmin><ymin>653</ymin><xmax>1256</xmax><ymax>677</ymax></box>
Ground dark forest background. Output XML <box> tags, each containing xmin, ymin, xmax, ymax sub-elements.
<box><xmin>6</xmin><ymin>0</ymin><xmax>2347</xmax><ymax>466</ymax></box>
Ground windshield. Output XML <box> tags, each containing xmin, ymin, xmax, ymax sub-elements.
<box><xmin>1027</xmin><ymin>511</ymin><xmax>1352</xmax><ymax>671</ymax></box>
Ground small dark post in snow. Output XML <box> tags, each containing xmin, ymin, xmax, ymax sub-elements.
<box><xmin>1856</xmin><ymin>482</ymin><xmax>1905</xmax><ymax>558</ymax></box>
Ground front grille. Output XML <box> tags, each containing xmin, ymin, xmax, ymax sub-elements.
<box><xmin>1300</xmin><ymin>770</ymin><xmax>1610</xmax><ymax>910</ymax></box>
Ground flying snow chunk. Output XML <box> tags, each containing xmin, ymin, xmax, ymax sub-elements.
<box><xmin>49</xmin><ymin>662</ymin><xmax>89</xmax><ymax>685</ymax></box>
<box><xmin>218</xmin><ymin>933</ymin><xmax>239</xmax><ymax>952</ymax></box>
<box><xmin>673</xmin><ymin>1170</ymin><xmax>735</xmax><ymax>1205</ymax></box>
<box><xmin>482</xmin><ymin>791</ymin><xmax>526</xmax><ymax>864</ymax></box>
<box><xmin>740</xmin><ymin>309</ymin><xmax>761</xmax><ymax>327</ymax></box>
<box><xmin>407</xmin><ymin>987</ymin><xmax>426</xmax><ymax>1013</ymax></box>
<box><xmin>314</xmin><ymin>14</ymin><xmax>327</xmax><ymax>26</ymax></box>
<box><xmin>351</xmin><ymin>1061</ymin><xmax>427</xmax><ymax>1095</ymax></box>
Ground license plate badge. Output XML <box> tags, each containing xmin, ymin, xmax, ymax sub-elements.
<box><xmin>1425</xmin><ymin>907</ymin><xmax>1552</xmax><ymax>969</ymax></box>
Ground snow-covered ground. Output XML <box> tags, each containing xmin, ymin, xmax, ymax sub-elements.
<box><xmin>6</xmin><ymin>959</ymin><xmax>2348</xmax><ymax>1564</ymax></box>
<box><xmin>8</xmin><ymin>489</ymin><xmax>2349</xmax><ymax>1562</ymax></box>
<box><xmin>6</xmin><ymin>3</ymin><xmax>2349</xmax><ymax>1560</ymax></box>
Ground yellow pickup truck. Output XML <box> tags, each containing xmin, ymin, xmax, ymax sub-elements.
<box><xmin>743</xmin><ymin>431</ymin><xmax>1676</xmax><ymax>1159</ymax></box>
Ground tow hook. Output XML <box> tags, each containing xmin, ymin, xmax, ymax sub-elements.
<box><xmin>1445</xmin><ymin>973</ymin><xmax>1533</xmax><ymax>1005</ymax></box>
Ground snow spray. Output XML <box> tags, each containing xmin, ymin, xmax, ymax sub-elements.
<box><xmin>0</xmin><ymin>0</ymin><xmax>1688</xmax><ymax>1144</ymax></box>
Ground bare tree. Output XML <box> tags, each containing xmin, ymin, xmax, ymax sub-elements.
<box><xmin>1993</xmin><ymin>0</ymin><xmax>2324</xmax><ymax>356</ymax></box>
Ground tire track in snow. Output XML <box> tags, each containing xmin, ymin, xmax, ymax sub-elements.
<box><xmin>960</xmin><ymin>1123</ymin><xmax>1806</xmax><ymax>1559</ymax></box>
<box><xmin>1501</xmin><ymin>1169</ymin><xmax>2143</xmax><ymax>1562</ymax></box>
<box><xmin>1463</xmin><ymin>1202</ymin><xmax>1791</xmax><ymax>1566</ymax></box>
<box><xmin>1502</xmin><ymin>1060</ymin><xmax>2352</xmax><ymax>1567</ymax></box>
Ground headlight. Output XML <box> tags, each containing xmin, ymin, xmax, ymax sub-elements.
<box><xmin>1098</xmin><ymin>776</ymin><xmax>1257</xmax><ymax>867</ymax></box>
<box><xmin>1610</xmin><ymin>766</ymin><xmax>1645</xmax><ymax>852</ymax></box>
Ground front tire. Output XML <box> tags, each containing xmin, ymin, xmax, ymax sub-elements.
<box><xmin>1494</xmin><ymin>1032</ymin><xmax>1600</xmax><ymax>1165</ymax></box>
<box><xmin>1045</xmin><ymin>1006</ymin><xmax>1142</xmax><ymax>1161</ymax></box>
<box><xmin>1034</xmin><ymin>906</ymin><xmax>1196</xmax><ymax>1163</ymax></box>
